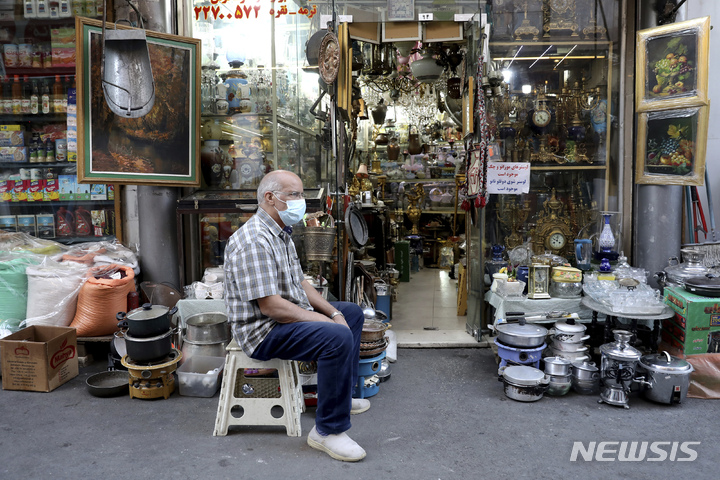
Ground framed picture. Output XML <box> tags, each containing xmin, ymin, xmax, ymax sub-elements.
<box><xmin>387</xmin><ymin>0</ymin><xmax>415</xmax><ymax>22</ymax></box>
<box><xmin>635</xmin><ymin>105</ymin><xmax>709</xmax><ymax>186</ymax></box>
<box><xmin>635</xmin><ymin>16</ymin><xmax>709</xmax><ymax>112</ymax></box>
<box><xmin>76</xmin><ymin>17</ymin><xmax>201</xmax><ymax>186</ymax></box>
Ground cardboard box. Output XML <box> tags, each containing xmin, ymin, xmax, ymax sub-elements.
<box><xmin>44</xmin><ymin>178</ymin><xmax>59</xmax><ymax>201</ymax></box>
<box><xmin>0</xmin><ymin>146</ymin><xmax>28</xmax><ymax>162</ymax></box>
<box><xmin>0</xmin><ymin>326</ymin><xmax>79</xmax><ymax>392</ymax></box>
<box><xmin>91</xmin><ymin>209</ymin><xmax>105</xmax><ymax>236</ymax></box>
<box><xmin>0</xmin><ymin>214</ymin><xmax>17</xmax><ymax>232</ymax></box>
<box><xmin>58</xmin><ymin>174</ymin><xmax>75</xmax><ymax>200</ymax></box>
<box><xmin>36</xmin><ymin>213</ymin><xmax>55</xmax><ymax>239</ymax></box>
<box><xmin>0</xmin><ymin>179</ymin><xmax>12</xmax><ymax>202</ymax></box>
<box><xmin>90</xmin><ymin>184</ymin><xmax>106</xmax><ymax>200</ymax></box>
<box><xmin>0</xmin><ymin>130</ymin><xmax>24</xmax><ymax>146</ymax></box>
<box><xmin>17</xmin><ymin>214</ymin><xmax>36</xmax><ymax>236</ymax></box>
<box><xmin>75</xmin><ymin>183</ymin><xmax>91</xmax><ymax>200</ymax></box>
<box><xmin>662</xmin><ymin>286</ymin><xmax>720</xmax><ymax>354</ymax></box>
<box><xmin>26</xmin><ymin>180</ymin><xmax>44</xmax><ymax>202</ymax></box>
<box><xmin>107</xmin><ymin>184</ymin><xmax>115</xmax><ymax>200</ymax></box>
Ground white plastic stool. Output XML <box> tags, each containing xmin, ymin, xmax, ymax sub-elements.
<box><xmin>213</xmin><ymin>339</ymin><xmax>305</xmax><ymax>437</ymax></box>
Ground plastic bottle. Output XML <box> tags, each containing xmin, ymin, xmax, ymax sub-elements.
<box><xmin>74</xmin><ymin>206</ymin><xmax>92</xmax><ymax>236</ymax></box>
<box><xmin>41</xmin><ymin>80</ymin><xmax>50</xmax><ymax>114</ymax></box>
<box><xmin>36</xmin><ymin>0</ymin><xmax>49</xmax><ymax>18</ymax></box>
<box><xmin>2</xmin><ymin>78</ymin><xmax>12</xmax><ymax>114</ymax></box>
<box><xmin>11</xmin><ymin>75</ymin><xmax>21</xmax><ymax>114</ymax></box>
<box><xmin>21</xmin><ymin>75</ymin><xmax>32</xmax><ymax>114</ymax></box>
<box><xmin>59</xmin><ymin>0</ymin><xmax>70</xmax><ymax>17</ymax></box>
<box><xmin>30</xmin><ymin>80</ymin><xmax>39</xmax><ymax>114</ymax></box>
<box><xmin>52</xmin><ymin>74</ymin><xmax>63</xmax><ymax>113</ymax></box>
<box><xmin>56</xmin><ymin>206</ymin><xmax>74</xmax><ymax>237</ymax></box>
<box><xmin>24</xmin><ymin>0</ymin><xmax>37</xmax><ymax>18</ymax></box>
<box><xmin>62</xmin><ymin>75</ymin><xmax>70</xmax><ymax>112</ymax></box>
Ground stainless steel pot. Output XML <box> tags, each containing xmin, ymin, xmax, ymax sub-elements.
<box><xmin>551</xmin><ymin>319</ymin><xmax>587</xmax><ymax>343</ymax></box>
<box><xmin>543</xmin><ymin>356</ymin><xmax>572</xmax><ymax>376</ymax></box>
<box><xmin>637</xmin><ymin>351</ymin><xmax>694</xmax><ymax>404</ymax></box>
<box><xmin>184</xmin><ymin>312</ymin><xmax>230</xmax><ymax>344</ymax></box>
<box><xmin>499</xmin><ymin>365</ymin><xmax>550</xmax><ymax>402</ymax></box>
<box><xmin>550</xmin><ymin>348</ymin><xmax>589</xmax><ymax>362</ymax></box>
<box><xmin>572</xmin><ymin>360</ymin><xmax>600</xmax><ymax>382</ymax></box>
<box><xmin>655</xmin><ymin>248</ymin><xmax>709</xmax><ymax>291</ymax></box>
<box><xmin>495</xmin><ymin>319</ymin><xmax>548</xmax><ymax>348</ymax></box>
<box><xmin>180</xmin><ymin>338</ymin><xmax>229</xmax><ymax>363</ymax></box>
<box><xmin>551</xmin><ymin>339</ymin><xmax>589</xmax><ymax>353</ymax></box>
<box><xmin>117</xmin><ymin>303</ymin><xmax>178</xmax><ymax>338</ymax></box>
<box><xmin>123</xmin><ymin>329</ymin><xmax>174</xmax><ymax>362</ymax></box>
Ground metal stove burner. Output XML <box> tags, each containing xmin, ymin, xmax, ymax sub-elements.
<box><xmin>494</xmin><ymin>339</ymin><xmax>546</xmax><ymax>370</ymax></box>
<box><xmin>122</xmin><ymin>349</ymin><xmax>181</xmax><ymax>368</ymax></box>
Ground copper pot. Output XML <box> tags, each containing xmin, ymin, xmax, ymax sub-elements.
<box><xmin>361</xmin><ymin>320</ymin><xmax>391</xmax><ymax>342</ymax></box>
<box><xmin>374</xmin><ymin>132</ymin><xmax>389</xmax><ymax>145</ymax></box>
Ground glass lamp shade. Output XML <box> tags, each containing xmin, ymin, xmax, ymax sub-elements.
<box><xmin>410</xmin><ymin>50</ymin><xmax>444</xmax><ymax>84</ymax></box>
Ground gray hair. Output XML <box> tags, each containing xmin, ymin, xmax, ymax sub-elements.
<box><xmin>256</xmin><ymin>172</ymin><xmax>285</xmax><ymax>204</ymax></box>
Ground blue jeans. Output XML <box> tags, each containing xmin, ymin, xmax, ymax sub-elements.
<box><xmin>250</xmin><ymin>301</ymin><xmax>364</xmax><ymax>435</ymax></box>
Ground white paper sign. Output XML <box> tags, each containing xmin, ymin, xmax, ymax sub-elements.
<box><xmin>487</xmin><ymin>162</ymin><xmax>531</xmax><ymax>194</ymax></box>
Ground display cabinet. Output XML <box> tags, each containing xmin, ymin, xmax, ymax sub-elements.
<box><xmin>483</xmin><ymin>39</ymin><xmax>617</xmax><ymax>262</ymax></box>
<box><xmin>0</xmin><ymin>8</ymin><xmax>119</xmax><ymax>243</ymax></box>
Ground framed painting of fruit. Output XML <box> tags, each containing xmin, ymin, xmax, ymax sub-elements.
<box><xmin>636</xmin><ymin>105</ymin><xmax>708</xmax><ymax>186</ymax></box>
<box><xmin>635</xmin><ymin>16</ymin><xmax>709</xmax><ymax>112</ymax></box>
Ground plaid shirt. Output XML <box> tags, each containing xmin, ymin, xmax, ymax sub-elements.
<box><xmin>223</xmin><ymin>207</ymin><xmax>311</xmax><ymax>356</ymax></box>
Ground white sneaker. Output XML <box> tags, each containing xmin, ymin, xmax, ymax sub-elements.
<box><xmin>351</xmin><ymin>398</ymin><xmax>371</xmax><ymax>415</ymax></box>
<box><xmin>307</xmin><ymin>426</ymin><xmax>367</xmax><ymax>462</ymax></box>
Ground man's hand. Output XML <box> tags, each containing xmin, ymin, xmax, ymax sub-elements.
<box><xmin>332</xmin><ymin>315</ymin><xmax>349</xmax><ymax>328</ymax></box>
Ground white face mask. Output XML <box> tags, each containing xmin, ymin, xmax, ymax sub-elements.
<box><xmin>273</xmin><ymin>196</ymin><xmax>306</xmax><ymax>226</ymax></box>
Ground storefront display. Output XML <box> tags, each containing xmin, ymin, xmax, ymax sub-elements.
<box><xmin>1</xmin><ymin>10</ymin><xmax>118</xmax><ymax>243</ymax></box>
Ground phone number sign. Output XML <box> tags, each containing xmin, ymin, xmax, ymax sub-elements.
<box><xmin>194</xmin><ymin>0</ymin><xmax>318</xmax><ymax>21</ymax></box>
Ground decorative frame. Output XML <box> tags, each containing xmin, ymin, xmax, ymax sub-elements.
<box><xmin>635</xmin><ymin>105</ymin><xmax>709</xmax><ymax>186</ymax></box>
<box><xmin>76</xmin><ymin>17</ymin><xmax>201</xmax><ymax>186</ymax></box>
<box><xmin>635</xmin><ymin>16</ymin><xmax>710</xmax><ymax>112</ymax></box>
<box><xmin>387</xmin><ymin>0</ymin><xmax>415</xmax><ymax>22</ymax></box>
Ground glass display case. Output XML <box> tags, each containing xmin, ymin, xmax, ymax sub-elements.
<box><xmin>188</xmin><ymin>1</ymin><xmax>326</xmax><ymax>189</ymax></box>
<box><xmin>0</xmin><ymin>6</ymin><xmax>118</xmax><ymax>243</ymax></box>
<box><xmin>483</xmin><ymin>30</ymin><xmax>621</xmax><ymax>264</ymax></box>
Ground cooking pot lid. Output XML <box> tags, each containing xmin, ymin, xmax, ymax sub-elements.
<box><xmin>665</xmin><ymin>252</ymin><xmax>709</xmax><ymax>281</ymax></box>
<box><xmin>362</xmin><ymin>319</ymin><xmax>388</xmax><ymax>332</ymax></box>
<box><xmin>345</xmin><ymin>204</ymin><xmax>368</xmax><ymax>248</ymax></box>
<box><xmin>554</xmin><ymin>319</ymin><xmax>585</xmax><ymax>333</ymax></box>
<box><xmin>571</xmin><ymin>360</ymin><xmax>598</xmax><ymax>371</ymax></box>
<box><xmin>544</xmin><ymin>356</ymin><xmax>571</xmax><ymax>366</ymax></box>
<box><xmin>503</xmin><ymin>365</ymin><xmax>545</xmax><ymax>386</ymax></box>
<box><xmin>126</xmin><ymin>303</ymin><xmax>170</xmax><ymax>320</ymax></box>
<box><xmin>684</xmin><ymin>274</ymin><xmax>720</xmax><ymax>289</ymax></box>
<box><xmin>496</xmin><ymin>322</ymin><xmax>548</xmax><ymax>337</ymax></box>
<box><xmin>640</xmin><ymin>351</ymin><xmax>693</xmax><ymax>373</ymax></box>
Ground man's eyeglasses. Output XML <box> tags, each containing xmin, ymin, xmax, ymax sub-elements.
<box><xmin>273</xmin><ymin>190</ymin><xmax>306</xmax><ymax>199</ymax></box>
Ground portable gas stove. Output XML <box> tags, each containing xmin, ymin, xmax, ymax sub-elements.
<box><xmin>494</xmin><ymin>339</ymin><xmax>546</xmax><ymax>370</ymax></box>
<box><xmin>353</xmin><ymin>351</ymin><xmax>385</xmax><ymax>399</ymax></box>
<box><xmin>120</xmin><ymin>349</ymin><xmax>183</xmax><ymax>400</ymax></box>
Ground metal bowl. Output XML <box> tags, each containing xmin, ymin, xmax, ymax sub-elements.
<box><xmin>86</xmin><ymin>371</ymin><xmax>129</xmax><ymax>398</ymax></box>
<box><xmin>377</xmin><ymin>357</ymin><xmax>391</xmax><ymax>382</ymax></box>
<box><xmin>184</xmin><ymin>312</ymin><xmax>230</xmax><ymax>344</ymax></box>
